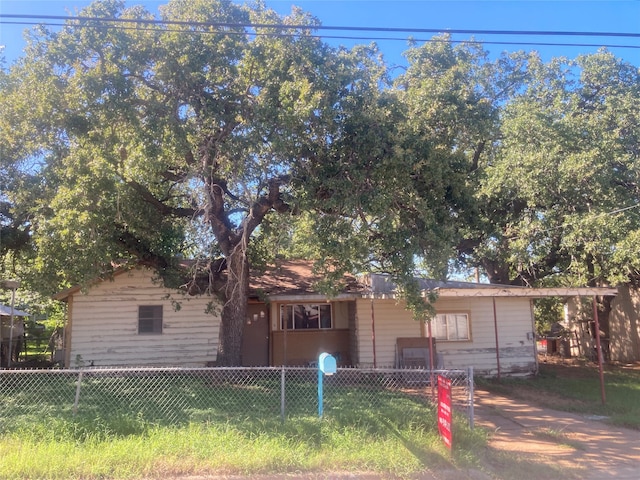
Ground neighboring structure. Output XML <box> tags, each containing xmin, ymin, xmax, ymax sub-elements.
<box><xmin>609</xmin><ymin>285</ymin><xmax>640</xmax><ymax>362</ymax></box>
<box><xmin>0</xmin><ymin>304</ymin><xmax>29</xmax><ymax>367</ymax></box>
<box><xmin>565</xmin><ymin>285</ymin><xmax>640</xmax><ymax>363</ymax></box>
<box><xmin>53</xmin><ymin>260</ymin><xmax>617</xmax><ymax>375</ymax></box>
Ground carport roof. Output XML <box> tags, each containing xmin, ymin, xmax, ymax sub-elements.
<box><xmin>432</xmin><ymin>286</ymin><xmax>618</xmax><ymax>298</ymax></box>
<box><xmin>0</xmin><ymin>304</ymin><xmax>30</xmax><ymax>317</ymax></box>
<box><xmin>363</xmin><ymin>273</ymin><xmax>617</xmax><ymax>299</ymax></box>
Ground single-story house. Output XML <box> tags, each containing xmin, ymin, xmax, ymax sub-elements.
<box><xmin>53</xmin><ymin>260</ymin><xmax>617</xmax><ymax>375</ymax></box>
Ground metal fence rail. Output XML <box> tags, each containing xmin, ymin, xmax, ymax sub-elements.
<box><xmin>0</xmin><ymin>366</ymin><xmax>474</xmax><ymax>431</ymax></box>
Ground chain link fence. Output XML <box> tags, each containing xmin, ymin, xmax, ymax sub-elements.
<box><xmin>0</xmin><ymin>366</ymin><xmax>474</xmax><ymax>432</ymax></box>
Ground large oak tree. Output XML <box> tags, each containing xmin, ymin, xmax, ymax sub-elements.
<box><xmin>470</xmin><ymin>51</ymin><xmax>640</xmax><ymax>291</ymax></box>
<box><xmin>1</xmin><ymin>0</ymin><xmax>393</xmax><ymax>365</ymax></box>
<box><xmin>468</xmin><ymin>51</ymin><xmax>640</xmax><ymax>333</ymax></box>
<box><xmin>6</xmin><ymin>1</ymin><xmax>637</xmax><ymax>357</ymax></box>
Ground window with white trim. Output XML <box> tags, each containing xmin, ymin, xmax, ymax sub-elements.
<box><xmin>138</xmin><ymin>305</ymin><xmax>163</xmax><ymax>334</ymax></box>
<box><xmin>280</xmin><ymin>304</ymin><xmax>332</xmax><ymax>330</ymax></box>
<box><xmin>432</xmin><ymin>313</ymin><xmax>470</xmax><ymax>341</ymax></box>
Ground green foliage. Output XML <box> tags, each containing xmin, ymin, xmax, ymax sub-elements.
<box><xmin>474</xmin><ymin>50</ymin><xmax>640</xmax><ymax>287</ymax></box>
<box><xmin>533</xmin><ymin>297</ymin><xmax>565</xmax><ymax>335</ymax></box>
<box><xmin>288</xmin><ymin>37</ymin><xmax>518</xmax><ymax>316</ymax></box>
<box><xmin>2</xmin><ymin>0</ymin><xmax>638</xmax><ymax>342</ymax></box>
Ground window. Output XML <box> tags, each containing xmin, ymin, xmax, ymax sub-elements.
<box><xmin>138</xmin><ymin>305</ymin><xmax>163</xmax><ymax>334</ymax></box>
<box><xmin>431</xmin><ymin>313</ymin><xmax>470</xmax><ymax>341</ymax></box>
<box><xmin>280</xmin><ymin>304</ymin><xmax>332</xmax><ymax>330</ymax></box>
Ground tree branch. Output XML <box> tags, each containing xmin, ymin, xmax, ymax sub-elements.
<box><xmin>204</xmin><ymin>179</ymin><xmax>238</xmax><ymax>255</ymax></box>
<box><xmin>471</xmin><ymin>140</ymin><xmax>486</xmax><ymax>171</ymax></box>
<box><xmin>243</xmin><ymin>175</ymin><xmax>291</xmax><ymax>237</ymax></box>
<box><xmin>113</xmin><ymin>224</ymin><xmax>170</xmax><ymax>270</ymax></box>
<box><xmin>126</xmin><ymin>179</ymin><xmax>198</xmax><ymax>218</ymax></box>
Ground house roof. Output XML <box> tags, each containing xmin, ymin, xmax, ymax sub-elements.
<box><xmin>255</xmin><ymin>264</ymin><xmax>618</xmax><ymax>300</ymax></box>
<box><xmin>52</xmin><ymin>259</ymin><xmax>618</xmax><ymax>302</ymax></box>
<box><xmin>250</xmin><ymin>259</ymin><xmax>363</xmax><ymax>301</ymax></box>
<box><xmin>434</xmin><ymin>286</ymin><xmax>618</xmax><ymax>297</ymax></box>
<box><xmin>0</xmin><ymin>304</ymin><xmax>30</xmax><ymax>317</ymax></box>
<box><xmin>52</xmin><ymin>259</ymin><xmax>363</xmax><ymax>302</ymax></box>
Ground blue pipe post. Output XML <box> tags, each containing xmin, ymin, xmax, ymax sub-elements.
<box><xmin>317</xmin><ymin>352</ymin><xmax>336</xmax><ymax>419</ymax></box>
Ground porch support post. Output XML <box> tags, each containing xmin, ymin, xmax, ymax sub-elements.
<box><xmin>370</xmin><ymin>297</ymin><xmax>377</xmax><ymax>368</ymax></box>
<box><xmin>428</xmin><ymin>319</ymin><xmax>436</xmax><ymax>401</ymax></box>
<box><xmin>592</xmin><ymin>296</ymin><xmax>606</xmax><ymax>405</ymax></box>
<box><xmin>283</xmin><ymin>309</ymin><xmax>287</xmax><ymax>367</ymax></box>
<box><xmin>493</xmin><ymin>297</ymin><xmax>501</xmax><ymax>381</ymax></box>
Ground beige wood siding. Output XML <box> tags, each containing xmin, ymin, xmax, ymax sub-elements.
<box><xmin>355</xmin><ymin>296</ymin><xmax>536</xmax><ymax>375</ymax></box>
<box><xmin>67</xmin><ymin>268</ymin><xmax>220</xmax><ymax>367</ymax></box>
<box><xmin>355</xmin><ymin>298</ymin><xmax>422</xmax><ymax>367</ymax></box>
<box><xmin>348</xmin><ymin>301</ymin><xmax>358</xmax><ymax>365</ymax></box>
<box><xmin>432</xmin><ymin>297</ymin><xmax>536</xmax><ymax>375</ymax></box>
<box><xmin>602</xmin><ymin>286</ymin><xmax>640</xmax><ymax>362</ymax></box>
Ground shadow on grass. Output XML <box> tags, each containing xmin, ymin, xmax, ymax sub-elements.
<box><xmin>476</xmin><ymin>363</ymin><xmax>640</xmax><ymax>429</ymax></box>
<box><xmin>0</xmin><ymin>369</ymin><xmax>455</xmax><ymax>449</ymax></box>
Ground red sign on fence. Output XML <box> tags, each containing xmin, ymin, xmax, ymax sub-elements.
<box><xmin>437</xmin><ymin>375</ymin><xmax>452</xmax><ymax>449</ymax></box>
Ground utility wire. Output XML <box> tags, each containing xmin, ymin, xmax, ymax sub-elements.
<box><xmin>2</xmin><ymin>18</ymin><xmax>639</xmax><ymax>50</ymax></box>
<box><xmin>2</xmin><ymin>12</ymin><xmax>640</xmax><ymax>39</ymax></box>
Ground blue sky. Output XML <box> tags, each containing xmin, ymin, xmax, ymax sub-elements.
<box><xmin>1</xmin><ymin>0</ymin><xmax>639</xmax><ymax>67</ymax></box>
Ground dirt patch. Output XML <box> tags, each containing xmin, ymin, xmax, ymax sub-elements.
<box><xmin>538</xmin><ymin>353</ymin><xmax>640</xmax><ymax>373</ymax></box>
<box><xmin>537</xmin><ymin>353</ymin><xmax>598</xmax><ymax>371</ymax></box>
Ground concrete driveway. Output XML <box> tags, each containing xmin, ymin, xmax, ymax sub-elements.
<box><xmin>474</xmin><ymin>387</ymin><xmax>640</xmax><ymax>479</ymax></box>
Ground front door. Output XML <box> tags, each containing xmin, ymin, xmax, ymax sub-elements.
<box><xmin>241</xmin><ymin>303</ymin><xmax>269</xmax><ymax>366</ymax></box>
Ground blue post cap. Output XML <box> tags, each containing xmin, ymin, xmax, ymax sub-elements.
<box><xmin>319</xmin><ymin>352</ymin><xmax>337</xmax><ymax>375</ymax></box>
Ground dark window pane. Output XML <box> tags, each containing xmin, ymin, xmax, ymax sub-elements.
<box><xmin>319</xmin><ymin>305</ymin><xmax>332</xmax><ymax>329</ymax></box>
<box><xmin>280</xmin><ymin>304</ymin><xmax>333</xmax><ymax>330</ymax></box>
<box><xmin>138</xmin><ymin>305</ymin><xmax>162</xmax><ymax>334</ymax></box>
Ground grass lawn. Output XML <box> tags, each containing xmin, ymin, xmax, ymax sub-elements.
<box><xmin>478</xmin><ymin>359</ymin><xmax>640</xmax><ymax>429</ymax></box>
<box><xmin>0</xmin><ymin>370</ymin><xmax>487</xmax><ymax>479</ymax></box>
<box><xmin>8</xmin><ymin>361</ymin><xmax>633</xmax><ymax>479</ymax></box>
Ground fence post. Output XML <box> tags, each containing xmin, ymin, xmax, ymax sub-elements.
<box><xmin>467</xmin><ymin>366</ymin><xmax>474</xmax><ymax>429</ymax></box>
<box><xmin>73</xmin><ymin>370</ymin><xmax>84</xmax><ymax>417</ymax></box>
<box><xmin>280</xmin><ymin>366</ymin><xmax>285</xmax><ymax>423</ymax></box>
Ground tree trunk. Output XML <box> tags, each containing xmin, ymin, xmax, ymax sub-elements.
<box><xmin>215</xmin><ymin>245</ymin><xmax>249</xmax><ymax>366</ymax></box>
<box><xmin>597</xmin><ymin>295</ymin><xmax>612</xmax><ymax>339</ymax></box>
<box><xmin>482</xmin><ymin>258</ymin><xmax>513</xmax><ymax>285</ymax></box>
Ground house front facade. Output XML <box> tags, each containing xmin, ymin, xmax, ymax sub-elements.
<box><xmin>54</xmin><ymin>260</ymin><xmax>616</xmax><ymax>375</ymax></box>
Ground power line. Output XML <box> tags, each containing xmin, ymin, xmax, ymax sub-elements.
<box><xmin>2</xmin><ymin>13</ymin><xmax>640</xmax><ymax>39</ymax></box>
<box><xmin>2</xmin><ymin>17</ymin><xmax>639</xmax><ymax>51</ymax></box>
